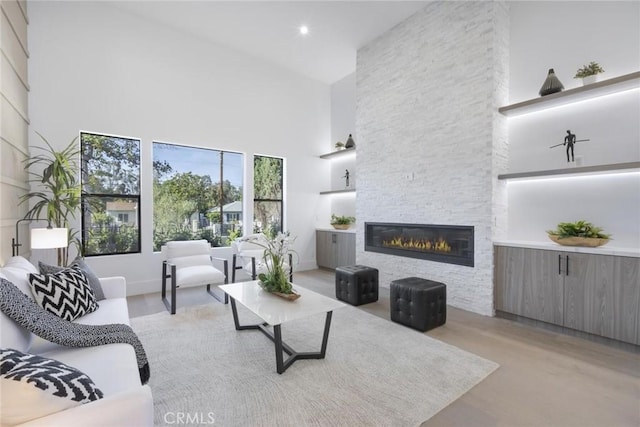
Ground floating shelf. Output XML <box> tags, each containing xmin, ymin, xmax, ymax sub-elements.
<box><xmin>319</xmin><ymin>148</ymin><xmax>355</xmax><ymax>159</ymax></box>
<box><xmin>497</xmin><ymin>161</ymin><xmax>640</xmax><ymax>180</ymax></box>
<box><xmin>320</xmin><ymin>188</ymin><xmax>356</xmax><ymax>195</ymax></box>
<box><xmin>498</xmin><ymin>71</ymin><xmax>640</xmax><ymax>117</ymax></box>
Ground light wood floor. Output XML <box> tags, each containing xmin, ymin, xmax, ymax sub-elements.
<box><xmin>127</xmin><ymin>269</ymin><xmax>640</xmax><ymax>427</ymax></box>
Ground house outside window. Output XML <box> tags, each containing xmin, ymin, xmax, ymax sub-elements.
<box><xmin>153</xmin><ymin>142</ymin><xmax>243</xmax><ymax>251</ymax></box>
<box><xmin>81</xmin><ymin>132</ymin><xmax>141</xmax><ymax>256</ymax></box>
<box><xmin>253</xmin><ymin>155</ymin><xmax>284</xmax><ymax>236</ymax></box>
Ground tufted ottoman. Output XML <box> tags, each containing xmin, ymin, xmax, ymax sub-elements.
<box><xmin>390</xmin><ymin>277</ymin><xmax>446</xmax><ymax>332</ymax></box>
<box><xmin>335</xmin><ymin>265</ymin><xmax>379</xmax><ymax>306</ymax></box>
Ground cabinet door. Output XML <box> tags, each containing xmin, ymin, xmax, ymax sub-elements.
<box><xmin>495</xmin><ymin>246</ymin><xmax>563</xmax><ymax>324</ymax></box>
<box><xmin>565</xmin><ymin>254</ymin><xmax>640</xmax><ymax>344</ymax></box>
<box><xmin>335</xmin><ymin>232</ymin><xmax>356</xmax><ymax>268</ymax></box>
<box><xmin>612</xmin><ymin>256</ymin><xmax>640</xmax><ymax>345</ymax></box>
<box><xmin>316</xmin><ymin>231</ymin><xmax>333</xmax><ymax>268</ymax></box>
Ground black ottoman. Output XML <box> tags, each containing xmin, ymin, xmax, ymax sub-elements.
<box><xmin>335</xmin><ymin>265</ymin><xmax>379</xmax><ymax>306</ymax></box>
<box><xmin>390</xmin><ymin>277</ymin><xmax>446</xmax><ymax>332</ymax></box>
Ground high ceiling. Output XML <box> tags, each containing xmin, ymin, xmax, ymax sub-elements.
<box><xmin>111</xmin><ymin>1</ymin><xmax>429</xmax><ymax>84</ymax></box>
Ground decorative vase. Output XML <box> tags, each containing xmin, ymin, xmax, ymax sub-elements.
<box><xmin>539</xmin><ymin>68</ymin><xmax>564</xmax><ymax>96</ymax></box>
<box><xmin>345</xmin><ymin>134</ymin><xmax>355</xmax><ymax>149</ymax></box>
<box><xmin>548</xmin><ymin>235</ymin><xmax>609</xmax><ymax>247</ymax></box>
<box><xmin>582</xmin><ymin>75</ymin><xmax>599</xmax><ymax>86</ymax></box>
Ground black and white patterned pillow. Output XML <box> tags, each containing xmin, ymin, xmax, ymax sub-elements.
<box><xmin>0</xmin><ymin>348</ymin><xmax>103</xmax><ymax>425</ymax></box>
<box><xmin>39</xmin><ymin>258</ymin><xmax>106</xmax><ymax>301</ymax></box>
<box><xmin>29</xmin><ymin>267</ymin><xmax>99</xmax><ymax>321</ymax></box>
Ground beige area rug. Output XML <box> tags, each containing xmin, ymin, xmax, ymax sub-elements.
<box><xmin>131</xmin><ymin>301</ymin><xmax>498</xmax><ymax>426</ymax></box>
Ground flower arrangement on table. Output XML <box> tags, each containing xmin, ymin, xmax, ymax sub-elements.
<box><xmin>246</xmin><ymin>232</ymin><xmax>298</xmax><ymax>298</ymax></box>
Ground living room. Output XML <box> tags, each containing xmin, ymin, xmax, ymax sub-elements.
<box><xmin>1</xmin><ymin>1</ymin><xmax>639</xmax><ymax>426</ymax></box>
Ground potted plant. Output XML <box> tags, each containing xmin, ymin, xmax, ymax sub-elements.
<box><xmin>21</xmin><ymin>133</ymin><xmax>81</xmax><ymax>265</ymax></box>
<box><xmin>547</xmin><ymin>220</ymin><xmax>610</xmax><ymax>247</ymax></box>
<box><xmin>247</xmin><ymin>232</ymin><xmax>300</xmax><ymax>300</ymax></box>
<box><xmin>330</xmin><ymin>214</ymin><xmax>355</xmax><ymax>230</ymax></box>
<box><xmin>334</xmin><ymin>141</ymin><xmax>345</xmax><ymax>151</ymax></box>
<box><xmin>574</xmin><ymin>61</ymin><xmax>605</xmax><ymax>85</ymax></box>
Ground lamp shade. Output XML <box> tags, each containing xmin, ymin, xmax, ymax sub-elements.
<box><xmin>30</xmin><ymin>227</ymin><xmax>68</xmax><ymax>249</ymax></box>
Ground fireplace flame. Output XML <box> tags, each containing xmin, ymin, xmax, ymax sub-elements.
<box><xmin>382</xmin><ymin>236</ymin><xmax>452</xmax><ymax>253</ymax></box>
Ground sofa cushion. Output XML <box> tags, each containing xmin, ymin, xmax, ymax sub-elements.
<box><xmin>1</xmin><ymin>256</ymin><xmax>38</xmax><ymax>301</ymax></box>
<box><xmin>41</xmin><ymin>343</ymin><xmax>142</xmax><ymax>395</ymax></box>
<box><xmin>0</xmin><ymin>348</ymin><xmax>103</xmax><ymax>426</ymax></box>
<box><xmin>28</xmin><ymin>298</ymin><xmax>130</xmax><ymax>354</ymax></box>
<box><xmin>0</xmin><ymin>274</ymin><xmax>32</xmax><ymax>352</ymax></box>
<box><xmin>29</xmin><ymin>267</ymin><xmax>99</xmax><ymax>321</ymax></box>
<box><xmin>39</xmin><ymin>258</ymin><xmax>106</xmax><ymax>301</ymax></box>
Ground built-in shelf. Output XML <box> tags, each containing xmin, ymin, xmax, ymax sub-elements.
<box><xmin>319</xmin><ymin>148</ymin><xmax>355</xmax><ymax>159</ymax></box>
<box><xmin>320</xmin><ymin>188</ymin><xmax>356</xmax><ymax>195</ymax></box>
<box><xmin>498</xmin><ymin>71</ymin><xmax>640</xmax><ymax>117</ymax></box>
<box><xmin>497</xmin><ymin>161</ymin><xmax>640</xmax><ymax>180</ymax></box>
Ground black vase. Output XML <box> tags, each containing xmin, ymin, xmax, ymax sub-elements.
<box><xmin>345</xmin><ymin>134</ymin><xmax>355</xmax><ymax>149</ymax></box>
<box><xmin>539</xmin><ymin>68</ymin><xmax>564</xmax><ymax>96</ymax></box>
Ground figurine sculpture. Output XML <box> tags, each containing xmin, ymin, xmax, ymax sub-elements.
<box><xmin>343</xmin><ymin>169</ymin><xmax>350</xmax><ymax>187</ymax></box>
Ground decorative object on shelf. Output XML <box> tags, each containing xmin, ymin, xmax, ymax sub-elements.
<box><xmin>539</xmin><ymin>68</ymin><xmax>564</xmax><ymax>96</ymax></box>
<box><xmin>345</xmin><ymin>134</ymin><xmax>355</xmax><ymax>149</ymax></box>
<box><xmin>335</xmin><ymin>141</ymin><xmax>345</xmax><ymax>150</ymax></box>
<box><xmin>548</xmin><ymin>130</ymin><xmax>590</xmax><ymax>162</ymax></box>
<box><xmin>547</xmin><ymin>220</ymin><xmax>610</xmax><ymax>247</ymax></box>
<box><xmin>251</xmin><ymin>232</ymin><xmax>300</xmax><ymax>300</ymax></box>
<box><xmin>574</xmin><ymin>61</ymin><xmax>604</xmax><ymax>85</ymax></box>
<box><xmin>343</xmin><ymin>169</ymin><xmax>350</xmax><ymax>187</ymax></box>
<box><xmin>330</xmin><ymin>214</ymin><xmax>355</xmax><ymax>230</ymax></box>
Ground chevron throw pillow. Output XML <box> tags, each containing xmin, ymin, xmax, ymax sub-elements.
<box><xmin>28</xmin><ymin>267</ymin><xmax>99</xmax><ymax>321</ymax></box>
<box><xmin>0</xmin><ymin>348</ymin><xmax>103</xmax><ymax>425</ymax></box>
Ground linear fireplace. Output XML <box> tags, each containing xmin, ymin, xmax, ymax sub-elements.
<box><xmin>365</xmin><ymin>222</ymin><xmax>474</xmax><ymax>267</ymax></box>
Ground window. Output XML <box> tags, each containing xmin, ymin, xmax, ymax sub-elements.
<box><xmin>81</xmin><ymin>132</ymin><xmax>141</xmax><ymax>256</ymax></box>
<box><xmin>153</xmin><ymin>142</ymin><xmax>243</xmax><ymax>251</ymax></box>
<box><xmin>253</xmin><ymin>155</ymin><xmax>284</xmax><ymax>236</ymax></box>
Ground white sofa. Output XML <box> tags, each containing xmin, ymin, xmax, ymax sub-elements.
<box><xmin>0</xmin><ymin>256</ymin><xmax>153</xmax><ymax>427</ymax></box>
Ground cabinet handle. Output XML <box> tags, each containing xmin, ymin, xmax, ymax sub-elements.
<box><xmin>558</xmin><ymin>254</ymin><xmax>562</xmax><ymax>275</ymax></box>
<box><xmin>332</xmin><ymin>234</ymin><xmax>337</xmax><ymax>244</ymax></box>
<box><xmin>566</xmin><ymin>255</ymin><xmax>569</xmax><ymax>276</ymax></box>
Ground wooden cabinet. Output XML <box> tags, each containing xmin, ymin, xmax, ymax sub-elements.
<box><xmin>495</xmin><ymin>245</ymin><xmax>640</xmax><ymax>345</ymax></box>
<box><xmin>316</xmin><ymin>230</ymin><xmax>355</xmax><ymax>269</ymax></box>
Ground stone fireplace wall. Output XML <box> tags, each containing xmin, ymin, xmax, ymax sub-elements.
<box><xmin>356</xmin><ymin>1</ymin><xmax>509</xmax><ymax>316</ymax></box>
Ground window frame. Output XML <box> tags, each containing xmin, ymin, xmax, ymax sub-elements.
<box><xmin>80</xmin><ymin>131</ymin><xmax>141</xmax><ymax>257</ymax></box>
<box><xmin>253</xmin><ymin>154</ymin><xmax>285</xmax><ymax>235</ymax></box>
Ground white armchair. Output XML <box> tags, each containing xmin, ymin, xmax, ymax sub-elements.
<box><xmin>161</xmin><ymin>240</ymin><xmax>228</xmax><ymax>314</ymax></box>
<box><xmin>231</xmin><ymin>234</ymin><xmax>293</xmax><ymax>283</ymax></box>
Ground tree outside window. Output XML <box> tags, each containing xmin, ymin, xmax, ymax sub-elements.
<box><xmin>253</xmin><ymin>155</ymin><xmax>284</xmax><ymax>236</ymax></box>
<box><xmin>81</xmin><ymin>132</ymin><xmax>141</xmax><ymax>256</ymax></box>
<box><xmin>152</xmin><ymin>142</ymin><xmax>243</xmax><ymax>251</ymax></box>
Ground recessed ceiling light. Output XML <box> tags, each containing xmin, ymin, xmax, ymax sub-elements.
<box><xmin>299</xmin><ymin>25</ymin><xmax>309</xmax><ymax>35</ymax></box>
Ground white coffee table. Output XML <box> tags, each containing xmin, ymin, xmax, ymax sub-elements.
<box><xmin>220</xmin><ymin>281</ymin><xmax>345</xmax><ymax>374</ymax></box>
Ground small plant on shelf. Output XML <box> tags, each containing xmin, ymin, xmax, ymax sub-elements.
<box><xmin>330</xmin><ymin>214</ymin><xmax>355</xmax><ymax>230</ymax></box>
<box><xmin>334</xmin><ymin>141</ymin><xmax>345</xmax><ymax>150</ymax></box>
<box><xmin>547</xmin><ymin>220</ymin><xmax>610</xmax><ymax>247</ymax></box>
<box><xmin>574</xmin><ymin>61</ymin><xmax>604</xmax><ymax>79</ymax></box>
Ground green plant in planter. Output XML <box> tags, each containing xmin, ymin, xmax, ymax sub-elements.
<box><xmin>547</xmin><ymin>220</ymin><xmax>610</xmax><ymax>239</ymax></box>
<box><xmin>21</xmin><ymin>133</ymin><xmax>81</xmax><ymax>265</ymax></box>
<box><xmin>574</xmin><ymin>61</ymin><xmax>604</xmax><ymax>78</ymax></box>
<box><xmin>334</xmin><ymin>141</ymin><xmax>345</xmax><ymax>150</ymax></box>
<box><xmin>330</xmin><ymin>214</ymin><xmax>355</xmax><ymax>225</ymax></box>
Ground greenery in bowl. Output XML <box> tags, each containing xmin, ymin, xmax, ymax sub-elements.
<box><xmin>334</xmin><ymin>141</ymin><xmax>345</xmax><ymax>150</ymax></box>
<box><xmin>330</xmin><ymin>214</ymin><xmax>355</xmax><ymax>225</ymax></box>
<box><xmin>574</xmin><ymin>61</ymin><xmax>604</xmax><ymax>78</ymax></box>
<box><xmin>547</xmin><ymin>220</ymin><xmax>610</xmax><ymax>239</ymax></box>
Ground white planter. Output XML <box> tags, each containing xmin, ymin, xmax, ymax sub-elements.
<box><xmin>582</xmin><ymin>74</ymin><xmax>599</xmax><ymax>85</ymax></box>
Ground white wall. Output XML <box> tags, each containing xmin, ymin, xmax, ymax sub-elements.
<box><xmin>506</xmin><ymin>1</ymin><xmax>640</xmax><ymax>249</ymax></box>
<box><xmin>27</xmin><ymin>1</ymin><xmax>331</xmax><ymax>294</ymax></box>
<box><xmin>356</xmin><ymin>1</ymin><xmax>509</xmax><ymax>316</ymax></box>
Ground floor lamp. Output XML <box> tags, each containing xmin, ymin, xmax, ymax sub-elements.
<box><xmin>12</xmin><ymin>219</ymin><xmax>68</xmax><ymax>260</ymax></box>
